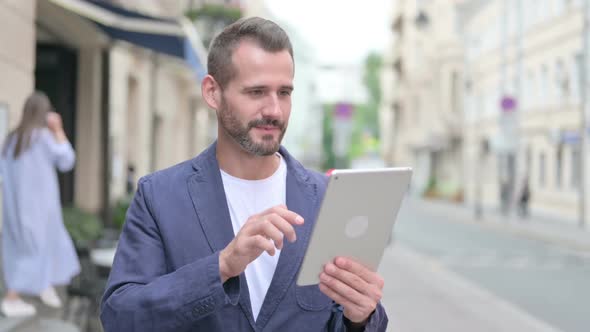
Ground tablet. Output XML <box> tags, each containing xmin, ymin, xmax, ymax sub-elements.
<box><xmin>296</xmin><ymin>167</ymin><xmax>412</xmax><ymax>286</ymax></box>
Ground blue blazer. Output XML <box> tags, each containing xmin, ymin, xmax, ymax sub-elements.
<box><xmin>100</xmin><ymin>143</ymin><xmax>388</xmax><ymax>331</ymax></box>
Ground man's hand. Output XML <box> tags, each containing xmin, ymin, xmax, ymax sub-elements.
<box><xmin>319</xmin><ymin>257</ymin><xmax>384</xmax><ymax>324</ymax></box>
<box><xmin>219</xmin><ymin>205</ymin><xmax>304</xmax><ymax>283</ymax></box>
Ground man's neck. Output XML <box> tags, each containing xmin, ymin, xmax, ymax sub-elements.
<box><xmin>216</xmin><ymin>138</ymin><xmax>281</xmax><ymax>180</ymax></box>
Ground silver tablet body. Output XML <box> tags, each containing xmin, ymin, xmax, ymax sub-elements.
<box><xmin>296</xmin><ymin>167</ymin><xmax>412</xmax><ymax>286</ymax></box>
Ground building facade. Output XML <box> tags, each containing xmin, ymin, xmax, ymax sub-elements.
<box><xmin>385</xmin><ymin>0</ymin><xmax>465</xmax><ymax>198</ymax></box>
<box><xmin>384</xmin><ymin>0</ymin><xmax>590</xmax><ymax>224</ymax></box>
<box><xmin>0</xmin><ymin>0</ymin><xmax>213</xmax><ymax>224</ymax></box>
<box><xmin>462</xmin><ymin>0</ymin><xmax>588</xmax><ymax>223</ymax></box>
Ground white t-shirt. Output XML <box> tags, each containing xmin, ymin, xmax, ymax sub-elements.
<box><xmin>220</xmin><ymin>154</ymin><xmax>287</xmax><ymax>321</ymax></box>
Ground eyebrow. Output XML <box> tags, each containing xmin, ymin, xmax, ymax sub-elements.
<box><xmin>241</xmin><ymin>85</ymin><xmax>294</xmax><ymax>92</ymax></box>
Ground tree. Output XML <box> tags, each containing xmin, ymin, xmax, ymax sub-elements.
<box><xmin>349</xmin><ymin>53</ymin><xmax>383</xmax><ymax>160</ymax></box>
<box><xmin>322</xmin><ymin>104</ymin><xmax>337</xmax><ymax>170</ymax></box>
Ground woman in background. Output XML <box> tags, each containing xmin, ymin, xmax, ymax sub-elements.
<box><xmin>0</xmin><ymin>91</ymin><xmax>80</xmax><ymax>317</ymax></box>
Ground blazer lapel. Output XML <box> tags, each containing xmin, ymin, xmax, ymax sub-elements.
<box><xmin>187</xmin><ymin>142</ymin><xmax>257</xmax><ymax>330</ymax></box>
<box><xmin>255</xmin><ymin>149</ymin><xmax>320</xmax><ymax>330</ymax></box>
<box><xmin>187</xmin><ymin>143</ymin><xmax>234</xmax><ymax>252</ymax></box>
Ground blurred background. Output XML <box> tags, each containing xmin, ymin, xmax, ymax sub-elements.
<box><xmin>1</xmin><ymin>0</ymin><xmax>589</xmax><ymax>331</ymax></box>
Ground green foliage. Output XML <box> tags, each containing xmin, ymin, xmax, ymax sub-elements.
<box><xmin>348</xmin><ymin>105</ymin><xmax>368</xmax><ymax>160</ymax></box>
<box><xmin>426</xmin><ymin>177</ymin><xmax>437</xmax><ymax>192</ymax></box>
<box><xmin>423</xmin><ymin>177</ymin><xmax>439</xmax><ymax>198</ymax></box>
<box><xmin>185</xmin><ymin>4</ymin><xmax>242</xmax><ymax>22</ymax></box>
<box><xmin>113</xmin><ymin>196</ymin><xmax>133</xmax><ymax>231</ymax></box>
<box><xmin>322</xmin><ymin>104</ymin><xmax>336</xmax><ymax>171</ymax></box>
<box><xmin>364</xmin><ymin>53</ymin><xmax>383</xmax><ymax>107</ymax></box>
<box><xmin>348</xmin><ymin>53</ymin><xmax>383</xmax><ymax>161</ymax></box>
<box><xmin>63</xmin><ymin>206</ymin><xmax>103</xmax><ymax>250</ymax></box>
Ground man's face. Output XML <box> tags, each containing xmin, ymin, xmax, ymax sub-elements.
<box><xmin>217</xmin><ymin>40</ymin><xmax>294</xmax><ymax>156</ymax></box>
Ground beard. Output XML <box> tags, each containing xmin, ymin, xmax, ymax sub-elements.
<box><xmin>218</xmin><ymin>96</ymin><xmax>287</xmax><ymax>156</ymax></box>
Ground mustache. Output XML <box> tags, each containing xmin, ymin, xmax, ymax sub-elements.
<box><xmin>248</xmin><ymin>118</ymin><xmax>284</xmax><ymax>130</ymax></box>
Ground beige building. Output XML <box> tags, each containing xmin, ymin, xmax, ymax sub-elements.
<box><xmin>462</xmin><ymin>0</ymin><xmax>589</xmax><ymax>223</ymax></box>
<box><xmin>0</xmin><ymin>0</ymin><xmax>214</xmax><ymax>223</ymax></box>
<box><xmin>384</xmin><ymin>0</ymin><xmax>465</xmax><ymax>198</ymax></box>
<box><xmin>384</xmin><ymin>0</ymin><xmax>590</xmax><ymax>224</ymax></box>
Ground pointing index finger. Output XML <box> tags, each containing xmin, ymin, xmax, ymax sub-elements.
<box><xmin>268</xmin><ymin>205</ymin><xmax>304</xmax><ymax>225</ymax></box>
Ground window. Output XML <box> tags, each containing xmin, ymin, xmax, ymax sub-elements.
<box><xmin>572</xmin><ymin>53</ymin><xmax>583</xmax><ymax>103</ymax></box>
<box><xmin>523</xmin><ymin>0</ymin><xmax>539</xmax><ymax>30</ymax></box>
<box><xmin>555</xmin><ymin>60</ymin><xmax>568</xmax><ymax>103</ymax></box>
<box><xmin>526</xmin><ymin>70</ymin><xmax>536</xmax><ymax>109</ymax></box>
<box><xmin>189</xmin><ymin>98</ymin><xmax>199</xmax><ymax>155</ymax></box>
<box><xmin>414</xmin><ymin>96</ymin><xmax>421</xmax><ymax>124</ymax></box>
<box><xmin>571</xmin><ymin>146</ymin><xmax>581</xmax><ymax>188</ymax></box>
<box><xmin>485</xmin><ymin>91</ymin><xmax>493</xmax><ymax>117</ymax></box>
<box><xmin>565</xmin><ymin>0</ymin><xmax>579</xmax><ymax>10</ymax></box>
<box><xmin>507</xmin><ymin>5</ymin><xmax>516</xmax><ymax>37</ymax></box>
<box><xmin>532</xmin><ymin>0</ymin><xmax>541</xmax><ymax>25</ymax></box>
<box><xmin>392</xmin><ymin>103</ymin><xmax>401</xmax><ymax>132</ymax></box>
<box><xmin>507</xmin><ymin>76</ymin><xmax>516</xmax><ymax>97</ymax></box>
<box><xmin>466</xmin><ymin>94</ymin><xmax>475</xmax><ymax>123</ymax></box>
<box><xmin>521</xmin><ymin>70</ymin><xmax>533</xmax><ymax>109</ymax></box>
<box><xmin>539</xmin><ymin>152</ymin><xmax>546</xmax><ymax>187</ymax></box>
<box><xmin>0</xmin><ymin>102</ymin><xmax>8</xmax><ymax>149</ymax></box>
<box><xmin>493</xmin><ymin>91</ymin><xmax>500</xmax><ymax>117</ymax></box>
<box><xmin>150</xmin><ymin>114</ymin><xmax>163</xmax><ymax>172</ymax></box>
<box><xmin>540</xmin><ymin>0</ymin><xmax>551</xmax><ymax>20</ymax></box>
<box><xmin>540</xmin><ymin>64</ymin><xmax>549</xmax><ymax>105</ymax></box>
<box><xmin>451</xmin><ymin>71</ymin><xmax>460</xmax><ymax>113</ymax></box>
<box><xmin>476</xmin><ymin>92</ymin><xmax>484</xmax><ymax>121</ymax></box>
<box><xmin>554</xmin><ymin>0</ymin><xmax>566</xmax><ymax>15</ymax></box>
<box><xmin>556</xmin><ymin>145</ymin><xmax>563</xmax><ymax>188</ymax></box>
<box><xmin>526</xmin><ymin>146</ymin><xmax>532</xmax><ymax>174</ymax></box>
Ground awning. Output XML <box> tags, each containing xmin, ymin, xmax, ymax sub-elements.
<box><xmin>47</xmin><ymin>0</ymin><xmax>207</xmax><ymax>80</ymax></box>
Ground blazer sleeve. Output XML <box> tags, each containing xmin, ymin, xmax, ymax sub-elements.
<box><xmin>100</xmin><ymin>177</ymin><xmax>240</xmax><ymax>332</ymax></box>
<box><xmin>361</xmin><ymin>302</ymin><xmax>388</xmax><ymax>332</ymax></box>
<box><xmin>328</xmin><ymin>303</ymin><xmax>388</xmax><ymax>332</ymax></box>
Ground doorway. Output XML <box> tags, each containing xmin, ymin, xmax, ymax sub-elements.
<box><xmin>35</xmin><ymin>44</ymin><xmax>78</xmax><ymax>205</ymax></box>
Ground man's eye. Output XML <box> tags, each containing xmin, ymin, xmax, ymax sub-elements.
<box><xmin>249</xmin><ymin>90</ymin><xmax>263</xmax><ymax>96</ymax></box>
<box><xmin>280</xmin><ymin>90</ymin><xmax>292</xmax><ymax>96</ymax></box>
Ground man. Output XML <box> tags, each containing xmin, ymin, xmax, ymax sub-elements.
<box><xmin>100</xmin><ymin>17</ymin><xmax>388</xmax><ymax>331</ymax></box>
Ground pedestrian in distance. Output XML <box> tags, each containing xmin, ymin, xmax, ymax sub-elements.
<box><xmin>500</xmin><ymin>179</ymin><xmax>511</xmax><ymax>216</ymax></box>
<box><xmin>126</xmin><ymin>163</ymin><xmax>136</xmax><ymax>195</ymax></box>
<box><xmin>517</xmin><ymin>174</ymin><xmax>531</xmax><ymax>218</ymax></box>
<box><xmin>0</xmin><ymin>91</ymin><xmax>79</xmax><ymax>317</ymax></box>
<box><xmin>100</xmin><ymin>17</ymin><xmax>388</xmax><ymax>332</ymax></box>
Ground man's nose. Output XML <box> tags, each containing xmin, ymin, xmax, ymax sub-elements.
<box><xmin>261</xmin><ymin>95</ymin><xmax>281</xmax><ymax>117</ymax></box>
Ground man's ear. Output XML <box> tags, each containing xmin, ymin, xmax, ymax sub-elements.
<box><xmin>201</xmin><ymin>75</ymin><xmax>221</xmax><ymax>110</ymax></box>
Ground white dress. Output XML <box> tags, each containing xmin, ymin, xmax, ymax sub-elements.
<box><xmin>0</xmin><ymin>128</ymin><xmax>80</xmax><ymax>295</ymax></box>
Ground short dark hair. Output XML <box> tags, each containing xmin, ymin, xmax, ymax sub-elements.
<box><xmin>207</xmin><ymin>17</ymin><xmax>293</xmax><ymax>89</ymax></box>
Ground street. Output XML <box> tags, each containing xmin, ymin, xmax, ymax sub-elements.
<box><xmin>379</xmin><ymin>198</ymin><xmax>590</xmax><ymax>332</ymax></box>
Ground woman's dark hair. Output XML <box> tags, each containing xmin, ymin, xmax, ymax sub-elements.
<box><xmin>3</xmin><ymin>91</ymin><xmax>51</xmax><ymax>158</ymax></box>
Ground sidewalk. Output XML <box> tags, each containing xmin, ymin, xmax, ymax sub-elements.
<box><xmin>0</xmin><ymin>245</ymin><xmax>81</xmax><ymax>332</ymax></box>
<box><xmin>380</xmin><ymin>244</ymin><xmax>562</xmax><ymax>332</ymax></box>
<box><xmin>0</xmin><ymin>292</ymin><xmax>80</xmax><ymax>332</ymax></box>
<box><xmin>411</xmin><ymin>198</ymin><xmax>590</xmax><ymax>252</ymax></box>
